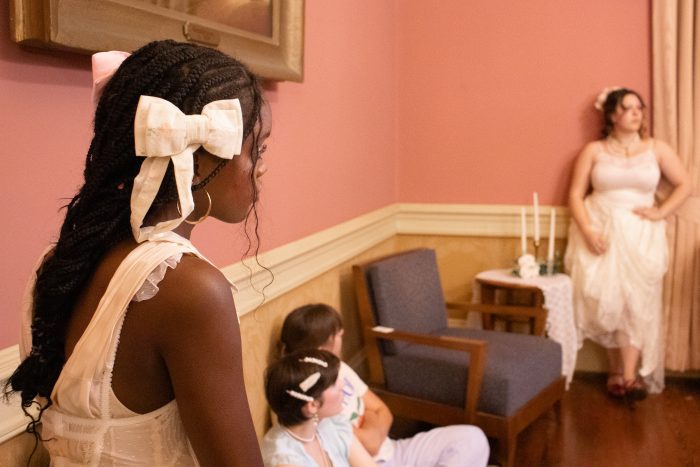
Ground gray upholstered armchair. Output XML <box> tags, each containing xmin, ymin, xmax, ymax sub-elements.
<box><xmin>352</xmin><ymin>248</ymin><xmax>565</xmax><ymax>467</ymax></box>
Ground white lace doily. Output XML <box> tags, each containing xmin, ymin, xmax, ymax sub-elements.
<box><xmin>472</xmin><ymin>269</ymin><xmax>578</xmax><ymax>388</ymax></box>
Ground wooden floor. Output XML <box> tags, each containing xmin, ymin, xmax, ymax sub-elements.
<box><xmin>7</xmin><ymin>374</ymin><xmax>698</xmax><ymax>466</ymax></box>
<box><xmin>391</xmin><ymin>373</ymin><xmax>700</xmax><ymax>467</ymax></box>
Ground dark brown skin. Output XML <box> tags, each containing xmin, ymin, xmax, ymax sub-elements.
<box><xmin>66</xmin><ymin>243</ymin><xmax>261</xmax><ymax>466</ymax></box>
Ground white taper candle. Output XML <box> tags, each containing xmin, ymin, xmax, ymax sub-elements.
<box><xmin>547</xmin><ymin>208</ymin><xmax>556</xmax><ymax>263</ymax></box>
<box><xmin>520</xmin><ymin>207</ymin><xmax>527</xmax><ymax>256</ymax></box>
<box><xmin>533</xmin><ymin>192</ymin><xmax>540</xmax><ymax>242</ymax></box>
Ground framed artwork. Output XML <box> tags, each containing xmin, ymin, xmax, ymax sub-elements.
<box><xmin>9</xmin><ymin>0</ymin><xmax>304</xmax><ymax>81</ymax></box>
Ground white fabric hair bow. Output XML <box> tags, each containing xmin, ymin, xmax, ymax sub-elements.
<box><xmin>131</xmin><ymin>95</ymin><xmax>244</xmax><ymax>242</ymax></box>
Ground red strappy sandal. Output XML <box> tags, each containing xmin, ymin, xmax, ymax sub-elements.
<box><xmin>606</xmin><ymin>373</ymin><xmax>625</xmax><ymax>398</ymax></box>
<box><xmin>623</xmin><ymin>377</ymin><xmax>648</xmax><ymax>401</ymax></box>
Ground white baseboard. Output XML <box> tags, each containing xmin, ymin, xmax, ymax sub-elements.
<box><xmin>0</xmin><ymin>202</ymin><xmax>569</xmax><ymax>443</ymax></box>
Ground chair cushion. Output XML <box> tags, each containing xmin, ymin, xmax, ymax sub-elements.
<box><xmin>381</xmin><ymin>327</ymin><xmax>562</xmax><ymax>416</ymax></box>
<box><xmin>366</xmin><ymin>249</ymin><xmax>448</xmax><ymax>354</ymax></box>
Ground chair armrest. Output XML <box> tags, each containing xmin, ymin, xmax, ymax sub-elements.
<box><xmin>367</xmin><ymin>327</ymin><xmax>486</xmax><ymax>423</ymax></box>
<box><xmin>369</xmin><ymin>327</ymin><xmax>486</xmax><ymax>353</ymax></box>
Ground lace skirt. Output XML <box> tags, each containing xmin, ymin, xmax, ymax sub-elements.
<box><xmin>564</xmin><ymin>193</ymin><xmax>668</xmax><ymax>392</ymax></box>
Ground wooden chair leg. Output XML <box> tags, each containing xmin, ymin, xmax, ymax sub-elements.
<box><xmin>498</xmin><ymin>430</ymin><xmax>518</xmax><ymax>467</ymax></box>
<box><xmin>481</xmin><ymin>284</ymin><xmax>496</xmax><ymax>330</ymax></box>
<box><xmin>552</xmin><ymin>397</ymin><xmax>563</xmax><ymax>422</ymax></box>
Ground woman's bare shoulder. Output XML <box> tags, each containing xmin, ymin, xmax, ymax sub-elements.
<box><xmin>117</xmin><ymin>251</ymin><xmax>238</xmax><ymax>355</ymax></box>
<box><xmin>151</xmin><ymin>254</ymin><xmax>235</xmax><ymax>317</ymax></box>
<box><xmin>647</xmin><ymin>138</ymin><xmax>674</xmax><ymax>155</ymax></box>
<box><xmin>581</xmin><ymin>140</ymin><xmax>603</xmax><ymax>156</ymax></box>
<box><xmin>572</xmin><ymin>140</ymin><xmax>601</xmax><ymax>167</ymax></box>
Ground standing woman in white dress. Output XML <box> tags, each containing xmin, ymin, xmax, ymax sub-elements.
<box><xmin>565</xmin><ymin>87</ymin><xmax>690</xmax><ymax>399</ymax></box>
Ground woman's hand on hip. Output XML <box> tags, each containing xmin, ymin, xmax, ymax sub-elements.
<box><xmin>633</xmin><ymin>206</ymin><xmax>665</xmax><ymax>221</ymax></box>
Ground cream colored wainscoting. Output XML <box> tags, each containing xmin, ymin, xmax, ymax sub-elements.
<box><xmin>0</xmin><ymin>203</ymin><xmax>573</xmax><ymax>452</ymax></box>
<box><xmin>238</xmin><ymin>238</ymin><xmax>399</xmax><ymax>438</ymax></box>
<box><xmin>0</xmin><ymin>431</ymin><xmax>49</xmax><ymax>467</ymax></box>
<box><xmin>231</xmin><ymin>203</ymin><xmax>571</xmax><ymax>437</ymax></box>
<box><xmin>0</xmin><ymin>346</ymin><xmax>23</xmax><ymax>444</ymax></box>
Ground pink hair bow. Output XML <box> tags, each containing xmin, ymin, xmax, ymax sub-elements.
<box><xmin>131</xmin><ymin>96</ymin><xmax>244</xmax><ymax>242</ymax></box>
<box><xmin>91</xmin><ymin>51</ymin><xmax>130</xmax><ymax>109</ymax></box>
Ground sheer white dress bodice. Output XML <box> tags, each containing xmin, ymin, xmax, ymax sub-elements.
<box><xmin>21</xmin><ymin>232</ymin><xmax>235</xmax><ymax>466</ymax></box>
<box><xmin>590</xmin><ymin>148</ymin><xmax>661</xmax><ymax>209</ymax></box>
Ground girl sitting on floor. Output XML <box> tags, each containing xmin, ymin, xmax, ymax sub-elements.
<box><xmin>263</xmin><ymin>349</ymin><xmax>376</xmax><ymax>467</ymax></box>
<box><xmin>280</xmin><ymin>304</ymin><xmax>490</xmax><ymax>467</ymax></box>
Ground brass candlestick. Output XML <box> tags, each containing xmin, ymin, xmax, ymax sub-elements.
<box><xmin>532</xmin><ymin>239</ymin><xmax>540</xmax><ymax>262</ymax></box>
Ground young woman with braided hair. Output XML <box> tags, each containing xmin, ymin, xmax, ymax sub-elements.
<box><xmin>4</xmin><ymin>40</ymin><xmax>269</xmax><ymax>465</ymax></box>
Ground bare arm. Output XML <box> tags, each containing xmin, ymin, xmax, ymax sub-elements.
<box><xmin>154</xmin><ymin>257</ymin><xmax>263</xmax><ymax>467</ymax></box>
<box><xmin>352</xmin><ymin>389</ymin><xmax>393</xmax><ymax>456</ymax></box>
<box><xmin>349</xmin><ymin>434</ymin><xmax>378</xmax><ymax>467</ymax></box>
<box><xmin>568</xmin><ymin>142</ymin><xmax>607</xmax><ymax>255</ymax></box>
<box><xmin>634</xmin><ymin>140</ymin><xmax>691</xmax><ymax>220</ymax></box>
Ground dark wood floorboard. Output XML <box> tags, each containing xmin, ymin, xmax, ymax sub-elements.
<box><xmin>390</xmin><ymin>374</ymin><xmax>700</xmax><ymax>466</ymax></box>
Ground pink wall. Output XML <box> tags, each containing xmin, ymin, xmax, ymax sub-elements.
<box><xmin>0</xmin><ymin>1</ymin><xmax>651</xmax><ymax>348</ymax></box>
<box><xmin>397</xmin><ymin>0</ymin><xmax>651</xmax><ymax>206</ymax></box>
<box><xmin>0</xmin><ymin>1</ymin><xmax>397</xmax><ymax>348</ymax></box>
<box><xmin>193</xmin><ymin>1</ymin><xmax>398</xmax><ymax>261</ymax></box>
<box><xmin>1</xmin><ymin>8</ymin><xmax>94</xmax><ymax>349</ymax></box>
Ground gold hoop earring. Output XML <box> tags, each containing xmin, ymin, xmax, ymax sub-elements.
<box><xmin>177</xmin><ymin>189</ymin><xmax>212</xmax><ymax>225</ymax></box>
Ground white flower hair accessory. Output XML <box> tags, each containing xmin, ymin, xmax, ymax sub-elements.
<box><xmin>594</xmin><ymin>86</ymin><xmax>622</xmax><ymax>111</ymax></box>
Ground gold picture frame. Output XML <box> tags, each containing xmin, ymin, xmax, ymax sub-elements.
<box><xmin>9</xmin><ymin>0</ymin><xmax>304</xmax><ymax>82</ymax></box>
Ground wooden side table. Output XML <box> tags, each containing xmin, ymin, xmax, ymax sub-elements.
<box><xmin>472</xmin><ymin>269</ymin><xmax>579</xmax><ymax>386</ymax></box>
<box><xmin>474</xmin><ymin>276</ymin><xmax>548</xmax><ymax>336</ymax></box>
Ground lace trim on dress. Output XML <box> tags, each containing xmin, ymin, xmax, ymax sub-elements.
<box><xmin>132</xmin><ymin>253</ymin><xmax>183</xmax><ymax>302</ymax></box>
<box><xmin>595</xmin><ymin>149</ymin><xmax>656</xmax><ymax>167</ymax></box>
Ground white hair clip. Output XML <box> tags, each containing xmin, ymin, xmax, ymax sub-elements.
<box><xmin>286</xmin><ymin>389</ymin><xmax>314</xmax><ymax>402</ymax></box>
<box><xmin>298</xmin><ymin>372</ymin><xmax>321</xmax><ymax>392</ymax></box>
<box><xmin>299</xmin><ymin>357</ymin><xmax>328</xmax><ymax>368</ymax></box>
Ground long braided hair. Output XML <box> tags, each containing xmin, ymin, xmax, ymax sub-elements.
<box><xmin>4</xmin><ymin>40</ymin><xmax>265</xmax><ymax>423</ymax></box>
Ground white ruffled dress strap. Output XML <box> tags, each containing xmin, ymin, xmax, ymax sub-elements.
<box><xmin>132</xmin><ymin>252</ymin><xmax>183</xmax><ymax>302</ymax></box>
<box><xmin>50</xmin><ymin>232</ymin><xmax>202</xmax><ymax>418</ymax></box>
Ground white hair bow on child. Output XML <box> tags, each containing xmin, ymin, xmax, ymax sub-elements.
<box><xmin>131</xmin><ymin>96</ymin><xmax>244</xmax><ymax>242</ymax></box>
